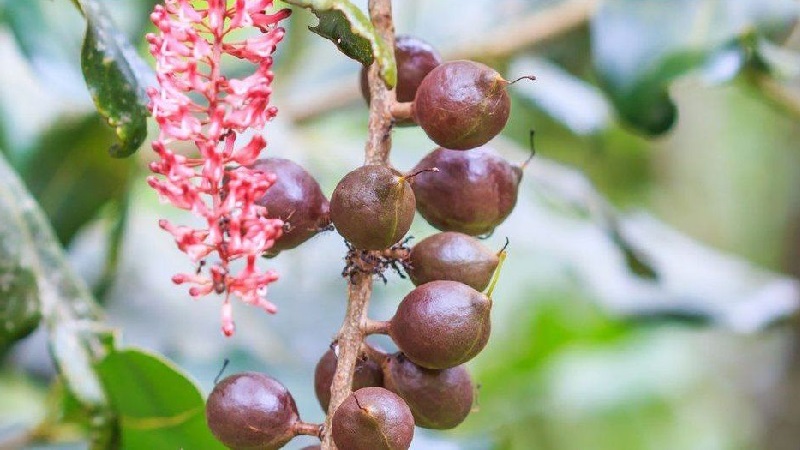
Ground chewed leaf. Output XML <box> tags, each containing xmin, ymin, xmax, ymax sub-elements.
<box><xmin>73</xmin><ymin>0</ymin><xmax>153</xmax><ymax>158</ymax></box>
<box><xmin>285</xmin><ymin>0</ymin><xmax>397</xmax><ymax>87</ymax></box>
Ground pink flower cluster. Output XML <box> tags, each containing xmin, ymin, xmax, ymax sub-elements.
<box><xmin>146</xmin><ymin>0</ymin><xmax>291</xmax><ymax>336</ymax></box>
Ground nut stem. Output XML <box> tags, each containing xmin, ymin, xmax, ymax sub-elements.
<box><xmin>390</xmin><ymin>101</ymin><xmax>414</xmax><ymax>122</ymax></box>
<box><xmin>362</xmin><ymin>319</ymin><xmax>391</xmax><ymax>335</ymax></box>
<box><xmin>293</xmin><ymin>421</ymin><xmax>323</xmax><ymax>438</ymax></box>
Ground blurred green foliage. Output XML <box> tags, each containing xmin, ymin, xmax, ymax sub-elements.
<box><xmin>0</xmin><ymin>0</ymin><xmax>799</xmax><ymax>449</ymax></box>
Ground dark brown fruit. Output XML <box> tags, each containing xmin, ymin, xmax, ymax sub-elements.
<box><xmin>390</xmin><ymin>280</ymin><xmax>491</xmax><ymax>369</ymax></box>
<box><xmin>206</xmin><ymin>372</ymin><xmax>298</xmax><ymax>450</ymax></box>
<box><xmin>331</xmin><ymin>387</ymin><xmax>415</xmax><ymax>450</ymax></box>
<box><xmin>361</xmin><ymin>35</ymin><xmax>442</xmax><ymax>121</ymax></box>
<box><xmin>411</xmin><ymin>146</ymin><xmax>521</xmax><ymax>236</ymax></box>
<box><xmin>382</xmin><ymin>352</ymin><xmax>474</xmax><ymax>429</ymax></box>
<box><xmin>409</xmin><ymin>231</ymin><xmax>499</xmax><ymax>291</ymax></box>
<box><xmin>330</xmin><ymin>165</ymin><xmax>415</xmax><ymax>250</ymax></box>
<box><xmin>413</xmin><ymin>60</ymin><xmax>510</xmax><ymax>150</ymax></box>
<box><xmin>313</xmin><ymin>348</ymin><xmax>384</xmax><ymax>411</ymax></box>
<box><xmin>252</xmin><ymin>158</ymin><xmax>330</xmax><ymax>255</ymax></box>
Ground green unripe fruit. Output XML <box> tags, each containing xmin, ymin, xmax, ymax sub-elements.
<box><xmin>206</xmin><ymin>372</ymin><xmax>298</xmax><ymax>450</ymax></box>
<box><xmin>331</xmin><ymin>387</ymin><xmax>415</xmax><ymax>450</ymax></box>
<box><xmin>382</xmin><ymin>352</ymin><xmax>474</xmax><ymax>429</ymax></box>
<box><xmin>390</xmin><ymin>280</ymin><xmax>491</xmax><ymax>369</ymax></box>
<box><xmin>413</xmin><ymin>60</ymin><xmax>510</xmax><ymax>150</ymax></box>
<box><xmin>409</xmin><ymin>231</ymin><xmax>499</xmax><ymax>291</ymax></box>
<box><xmin>330</xmin><ymin>165</ymin><xmax>416</xmax><ymax>250</ymax></box>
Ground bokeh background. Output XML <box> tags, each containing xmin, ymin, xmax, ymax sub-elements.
<box><xmin>2</xmin><ymin>0</ymin><xmax>800</xmax><ymax>449</ymax></box>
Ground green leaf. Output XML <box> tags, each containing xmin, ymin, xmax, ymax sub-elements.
<box><xmin>285</xmin><ymin>0</ymin><xmax>397</xmax><ymax>87</ymax></box>
<box><xmin>16</xmin><ymin>114</ymin><xmax>133</xmax><ymax>246</ymax></box>
<box><xmin>96</xmin><ymin>348</ymin><xmax>226</xmax><ymax>450</ymax></box>
<box><xmin>0</xmin><ymin>265</ymin><xmax>40</xmax><ymax>347</ymax></box>
<box><xmin>0</xmin><ymin>153</ymin><xmax>118</xmax><ymax>448</ymax></box>
<box><xmin>591</xmin><ymin>0</ymin><xmax>800</xmax><ymax>135</ymax></box>
<box><xmin>607</xmin><ymin>220</ymin><xmax>658</xmax><ymax>281</ymax></box>
<box><xmin>72</xmin><ymin>0</ymin><xmax>153</xmax><ymax>158</ymax></box>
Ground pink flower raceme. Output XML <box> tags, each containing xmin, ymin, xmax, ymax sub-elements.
<box><xmin>146</xmin><ymin>0</ymin><xmax>290</xmax><ymax>336</ymax></box>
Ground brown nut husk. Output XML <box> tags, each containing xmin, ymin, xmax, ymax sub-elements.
<box><xmin>206</xmin><ymin>372</ymin><xmax>298</xmax><ymax>450</ymax></box>
<box><xmin>330</xmin><ymin>165</ymin><xmax>416</xmax><ymax>250</ymax></box>
<box><xmin>411</xmin><ymin>146</ymin><xmax>522</xmax><ymax>236</ymax></box>
<box><xmin>390</xmin><ymin>280</ymin><xmax>491</xmax><ymax>369</ymax></box>
<box><xmin>313</xmin><ymin>347</ymin><xmax>384</xmax><ymax>411</ymax></box>
<box><xmin>382</xmin><ymin>352</ymin><xmax>474</xmax><ymax>429</ymax></box>
<box><xmin>409</xmin><ymin>231</ymin><xmax>499</xmax><ymax>291</ymax></box>
<box><xmin>413</xmin><ymin>60</ymin><xmax>510</xmax><ymax>150</ymax></box>
<box><xmin>360</xmin><ymin>35</ymin><xmax>442</xmax><ymax>104</ymax></box>
<box><xmin>331</xmin><ymin>387</ymin><xmax>415</xmax><ymax>450</ymax></box>
<box><xmin>252</xmin><ymin>158</ymin><xmax>330</xmax><ymax>255</ymax></box>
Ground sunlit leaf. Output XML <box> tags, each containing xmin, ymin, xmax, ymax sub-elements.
<box><xmin>96</xmin><ymin>348</ymin><xmax>226</xmax><ymax>450</ymax></box>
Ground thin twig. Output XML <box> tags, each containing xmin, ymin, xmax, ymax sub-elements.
<box><xmin>445</xmin><ymin>0</ymin><xmax>597</xmax><ymax>61</ymax></box>
<box><xmin>320</xmin><ymin>1</ymin><xmax>396</xmax><ymax>448</ymax></box>
<box><xmin>287</xmin><ymin>0</ymin><xmax>597</xmax><ymax>123</ymax></box>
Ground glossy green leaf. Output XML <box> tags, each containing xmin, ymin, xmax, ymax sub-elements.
<box><xmin>285</xmin><ymin>0</ymin><xmax>397</xmax><ymax>87</ymax></box>
<box><xmin>95</xmin><ymin>348</ymin><xmax>226</xmax><ymax>450</ymax></box>
<box><xmin>72</xmin><ymin>0</ymin><xmax>153</xmax><ymax>158</ymax></box>
<box><xmin>591</xmin><ymin>0</ymin><xmax>800</xmax><ymax>135</ymax></box>
<box><xmin>0</xmin><ymin>153</ymin><xmax>118</xmax><ymax>449</ymax></box>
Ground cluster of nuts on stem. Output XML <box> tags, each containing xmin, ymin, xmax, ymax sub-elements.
<box><xmin>206</xmin><ymin>18</ymin><xmax>531</xmax><ymax>450</ymax></box>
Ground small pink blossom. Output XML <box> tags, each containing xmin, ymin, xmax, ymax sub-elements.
<box><xmin>147</xmin><ymin>0</ymin><xmax>290</xmax><ymax>336</ymax></box>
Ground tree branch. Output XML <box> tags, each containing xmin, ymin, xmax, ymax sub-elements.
<box><xmin>320</xmin><ymin>1</ymin><xmax>396</xmax><ymax>448</ymax></box>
